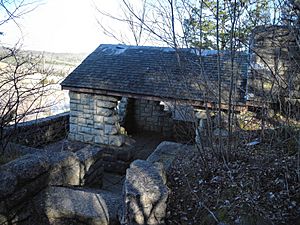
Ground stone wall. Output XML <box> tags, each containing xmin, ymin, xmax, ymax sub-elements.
<box><xmin>0</xmin><ymin>146</ymin><xmax>104</xmax><ymax>225</ymax></box>
<box><xmin>6</xmin><ymin>112</ymin><xmax>69</xmax><ymax>147</ymax></box>
<box><xmin>101</xmin><ymin>146</ymin><xmax>133</xmax><ymax>175</ymax></box>
<box><xmin>68</xmin><ymin>91</ymin><xmax>125</xmax><ymax>147</ymax></box>
<box><xmin>132</xmin><ymin>99</ymin><xmax>174</xmax><ymax>137</ymax></box>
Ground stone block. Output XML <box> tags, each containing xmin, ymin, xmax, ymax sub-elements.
<box><xmin>95</xmin><ymin>135</ymin><xmax>109</xmax><ymax>145</ymax></box>
<box><xmin>83</xmin><ymin>104</ymin><xmax>92</xmax><ymax>110</ymax></box>
<box><xmin>81</xmin><ymin>94</ymin><xmax>92</xmax><ymax>104</ymax></box>
<box><xmin>147</xmin><ymin>141</ymin><xmax>186</xmax><ymax>171</ymax></box>
<box><xmin>46</xmin><ymin>151</ymin><xmax>81</xmax><ymax>186</ymax></box>
<box><xmin>104</xmin><ymin>125</ymin><xmax>118</xmax><ymax>135</ymax></box>
<box><xmin>79</xmin><ymin>126</ymin><xmax>92</xmax><ymax>134</ymax></box>
<box><xmin>69</xmin><ymin>116</ymin><xmax>77</xmax><ymax>124</ymax></box>
<box><xmin>77</xmin><ymin>117</ymin><xmax>86</xmax><ymax>124</ymax></box>
<box><xmin>95</xmin><ymin>95</ymin><xmax>119</xmax><ymax>102</ymax></box>
<box><xmin>83</xmin><ymin>134</ymin><xmax>94</xmax><ymax>142</ymax></box>
<box><xmin>104</xmin><ymin>115</ymin><xmax>119</xmax><ymax>125</ymax></box>
<box><xmin>76</xmin><ymin>146</ymin><xmax>104</xmax><ymax>186</ymax></box>
<box><xmin>94</xmin><ymin>115</ymin><xmax>104</xmax><ymax>123</ymax></box>
<box><xmin>141</xmin><ymin>112</ymin><xmax>149</xmax><ymax>117</ymax></box>
<box><xmin>96</xmin><ymin>107</ymin><xmax>113</xmax><ymax>117</ymax></box>
<box><xmin>70</xmin><ymin>98</ymin><xmax>80</xmax><ymax>104</ymax></box>
<box><xmin>83</xmin><ymin>168</ymin><xmax>104</xmax><ymax>187</ymax></box>
<box><xmin>108</xmin><ymin>135</ymin><xmax>123</xmax><ymax>147</ymax></box>
<box><xmin>144</xmin><ymin>107</ymin><xmax>152</xmax><ymax>113</ymax></box>
<box><xmin>139</xmin><ymin>99</ymin><xmax>148</xmax><ymax>104</ymax></box>
<box><xmin>69</xmin><ymin>103</ymin><xmax>77</xmax><ymax>111</ymax></box>
<box><xmin>94</xmin><ymin>123</ymin><xmax>104</xmax><ymax>130</ymax></box>
<box><xmin>1</xmin><ymin>153</ymin><xmax>50</xmax><ymax>183</ymax></box>
<box><xmin>93</xmin><ymin>129</ymin><xmax>104</xmax><ymax>136</ymax></box>
<box><xmin>75</xmin><ymin>134</ymin><xmax>84</xmax><ymax>142</ymax></box>
<box><xmin>96</xmin><ymin>100</ymin><xmax>117</xmax><ymax>109</ymax></box>
<box><xmin>82</xmin><ymin>113</ymin><xmax>93</xmax><ymax>119</ymax></box>
<box><xmin>77</xmin><ymin>104</ymin><xmax>84</xmax><ymax>111</ymax></box>
<box><xmin>83</xmin><ymin>109</ymin><xmax>93</xmax><ymax>115</ymax></box>
<box><xmin>116</xmin><ymin>149</ymin><xmax>133</xmax><ymax>162</ymax></box>
<box><xmin>76</xmin><ymin>147</ymin><xmax>103</xmax><ymax>171</ymax></box>
<box><xmin>70</xmin><ymin>110</ymin><xmax>80</xmax><ymax>117</ymax></box>
<box><xmin>121</xmin><ymin>160</ymin><xmax>168</xmax><ymax>225</ymax></box>
<box><xmin>69</xmin><ymin>91</ymin><xmax>80</xmax><ymax>100</ymax></box>
<box><xmin>86</xmin><ymin>119</ymin><xmax>94</xmax><ymax>125</ymax></box>
<box><xmin>33</xmin><ymin>186</ymin><xmax>121</xmax><ymax>225</ymax></box>
<box><xmin>69</xmin><ymin>124</ymin><xmax>77</xmax><ymax>133</ymax></box>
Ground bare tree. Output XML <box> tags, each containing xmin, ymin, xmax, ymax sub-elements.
<box><xmin>95</xmin><ymin>0</ymin><xmax>151</xmax><ymax>46</ymax></box>
<box><xmin>0</xmin><ymin>1</ymin><xmax>58</xmax><ymax>153</ymax></box>
<box><xmin>96</xmin><ymin>0</ymin><xmax>300</xmax><ymax>224</ymax></box>
<box><xmin>0</xmin><ymin>46</ymin><xmax>57</xmax><ymax>153</ymax></box>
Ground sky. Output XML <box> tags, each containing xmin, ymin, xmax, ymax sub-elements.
<box><xmin>0</xmin><ymin>0</ymin><xmax>127</xmax><ymax>53</ymax></box>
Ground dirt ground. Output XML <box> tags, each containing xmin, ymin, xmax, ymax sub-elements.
<box><xmin>43</xmin><ymin>131</ymin><xmax>173</xmax><ymax>160</ymax></box>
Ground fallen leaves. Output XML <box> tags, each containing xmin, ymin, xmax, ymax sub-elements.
<box><xmin>166</xmin><ymin>133</ymin><xmax>300</xmax><ymax>225</ymax></box>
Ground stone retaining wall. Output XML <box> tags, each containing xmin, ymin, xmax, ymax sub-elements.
<box><xmin>0</xmin><ymin>146</ymin><xmax>104</xmax><ymax>225</ymax></box>
<box><xmin>6</xmin><ymin>112</ymin><xmax>69</xmax><ymax>147</ymax></box>
<box><xmin>68</xmin><ymin>91</ymin><xmax>125</xmax><ymax>147</ymax></box>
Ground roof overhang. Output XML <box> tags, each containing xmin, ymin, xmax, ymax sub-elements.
<box><xmin>62</xmin><ymin>85</ymin><xmax>248</xmax><ymax>112</ymax></box>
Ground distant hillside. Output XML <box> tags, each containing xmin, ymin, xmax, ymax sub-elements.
<box><xmin>0</xmin><ymin>46</ymin><xmax>86</xmax><ymax>65</ymax></box>
<box><xmin>27</xmin><ymin>50</ymin><xmax>87</xmax><ymax>67</ymax></box>
<box><xmin>0</xmin><ymin>47</ymin><xmax>87</xmax><ymax>77</ymax></box>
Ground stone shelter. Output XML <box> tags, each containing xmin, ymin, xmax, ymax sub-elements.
<box><xmin>61</xmin><ymin>44</ymin><xmax>249</xmax><ymax>146</ymax></box>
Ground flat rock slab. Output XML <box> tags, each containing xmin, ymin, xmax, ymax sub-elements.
<box><xmin>147</xmin><ymin>141</ymin><xmax>188</xmax><ymax>171</ymax></box>
<box><xmin>34</xmin><ymin>186</ymin><xmax>121</xmax><ymax>225</ymax></box>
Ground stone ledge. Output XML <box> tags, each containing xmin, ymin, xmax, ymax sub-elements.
<box><xmin>146</xmin><ymin>141</ymin><xmax>186</xmax><ymax>172</ymax></box>
<box><xmin>0</xmin><ymin>145</ymin><xmax>105</xmax><ymax>222</ymax></box>
<box><xmin>33</xmin><ymin>186</ymin><xmax>121</xmax><ymax>225</ymax></box>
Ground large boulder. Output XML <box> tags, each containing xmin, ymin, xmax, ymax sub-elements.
<box><xmin>121</xmin><ymin>160</ymin><xmax>168</xmax><ymax>225</ymax></box>
<box><xmin>33</xmin><ymin>186</ymin><xmax>121</xmax><ymax>225</ymax></box>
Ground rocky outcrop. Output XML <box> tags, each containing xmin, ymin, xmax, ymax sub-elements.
<box><xmin>33</xmin><ymin>186</ymin><xmax>121</xmax><ymax>225</ymax></box>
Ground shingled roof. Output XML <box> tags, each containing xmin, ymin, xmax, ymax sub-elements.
<box><xmin>61</xmin><ymin>44</ymin><xmax>249</xmax><ymax>103</ymax></box>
